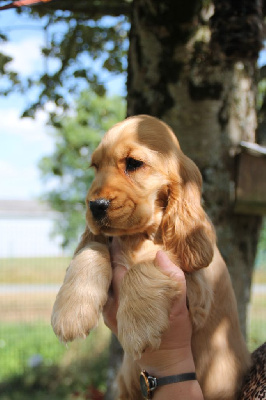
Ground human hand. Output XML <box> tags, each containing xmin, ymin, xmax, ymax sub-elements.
<box><xmin>136</xmin><ymin>250</ymin><xmax>195</xmax><ymax>377</ymax></box>
<box><xmin>103</xmin><ymin>238</ymin><xmax>127</xmax><ymax>335</ymax></box>
<box><xmin>103</xmin><ymin>246</ymin><xmax>195</xmax><ymax>377</ymax></box>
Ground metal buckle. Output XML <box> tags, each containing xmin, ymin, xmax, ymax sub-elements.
<box><xmin>148</xmin><ymin>376</ymin><xmax>158</xmax><ymax>392</ymax></box>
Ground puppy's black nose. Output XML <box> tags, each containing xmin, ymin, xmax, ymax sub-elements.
<box><xmin>89</xmin><ymin>198</ymin><xmax>110</xmax><ymax>221</ymax></box>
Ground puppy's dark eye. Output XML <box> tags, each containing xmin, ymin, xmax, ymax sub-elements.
<box><xmin>125</xmin><ymin>157</ymin><xmax>144</xmax><ymax>172</ymax></box>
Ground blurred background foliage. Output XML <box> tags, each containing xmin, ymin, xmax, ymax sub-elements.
<box><xmin>0</xmin><ymin>10</ymin><xmax>129</xmax><ymax>117</ymax></box>
<box><xmin>39</xmin><ymin>92</ymin><xmax>126</xmax><ymax>248</ymax></box>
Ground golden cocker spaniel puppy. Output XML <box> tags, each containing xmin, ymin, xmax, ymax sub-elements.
<box><xmin>52</xmin><ymin>115</ymin><xmax>250</xmax><ymax>400</ymax></box>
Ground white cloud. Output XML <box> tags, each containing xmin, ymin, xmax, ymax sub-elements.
<box><xmin>0</xmin><ymin>160</ymin><xmax>37</xmax><ymax>184</ymax></box>
<box><xmin>0</xmin><ymin>107</ymin><xmax>55</xmax><ymax>200</ymax></box>
<box><xmin>0</xmin><ymin>160</ymin><xmax>20</xmax><ymax>179</ymax></box>
<box><xmin>0</xmin><ymin>36</ymin><xmax>44</xmax><ymax>76</ymax></box>
<box><xmin>0</xmin><ymin>107</ymin><xmax>54</xmax><ymax>149</ymax></box>
<box><xmin>0</xmin><ymin>16</ymin><xmax>56</xmax><ymax>201</ymax></box>
<box><xmin>0</xmin><ymin>160</ymin><xmax>41</xmax><ymax>199</ymax></box>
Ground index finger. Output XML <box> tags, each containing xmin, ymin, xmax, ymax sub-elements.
<box><xmin>155</xmin><ymin>251</ymin><xmax>188</xmax><ymax>316</ymax></box>
<box><xmin>102</xmin><ymin>263</ymin><xmax>127</xmax><ymax>334</ymax></box>
<box><xmin>110</xmin><ymin>264</ymin><xmax>127</xmax><ymax>299</ymax></box>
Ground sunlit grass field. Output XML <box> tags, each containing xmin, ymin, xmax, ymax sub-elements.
<box><xmin>248</xmin><ymin>292</ymin><xmax>266</xmax><ymax>350</ymax></box>
<box><xmin>0</xmin><ymin>257</ymin><xmax>70</xmax><ymax>284</ymax></box>
<box><xmin>0</xmin><ymin>321</ymin><xmax>110</xmax><ymax>400</ymax></box>
<box><xmin>0</xmin><ymin>256</ymin><xmax>265</xmax><ymax>399</ymax></box>
<box><xmin>252</xmin><ymin>268</ymin><xmax>266</xmax><ymax>284</ymax></box>
<box><xmin>0</xmin><ymin>323</ymin><xmax>67</xmax><ymax>379</ymax></box>
<box><xmin>0</xmin><ymin>256</ymin><xmax>110</xmax><ymax>399</ymax></box>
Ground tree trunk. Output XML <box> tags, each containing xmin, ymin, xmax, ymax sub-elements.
<box><xmin>105</xmin><ymin>1</ymin><xmax>262</xmax><ymax>398</ymax></box>
<box><xmin>104</xmin><ymin>335</ymin><xmax>124</xmax><ymax>400</ymax></box>
<box><xmin>127</xmin><ymin>0</ymin><xmax>262</xmax><ymax>336</ymax></box>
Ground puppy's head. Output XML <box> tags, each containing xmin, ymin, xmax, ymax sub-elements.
<box><xmin>87</xmin><ymin>115</ymin><xmax>215</xmax><ymax>271</ymax></box>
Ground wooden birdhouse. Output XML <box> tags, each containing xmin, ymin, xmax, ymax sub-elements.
<box><xmin>234</xmin><ymin>142</ymin><xmax>266</xmax><ymax>215</ymax></box>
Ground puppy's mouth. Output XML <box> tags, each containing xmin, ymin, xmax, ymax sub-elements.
<box><xmin>88</xmin><ymin>197</ymin><xmax>135</xmax><ymax>234</ymax></box>
<box><xmin>91</xmin><ymin>218</ymin><xmax>142</xmax><ymax>237</ymax></box>
<box><xmin>87</xmin><ymin>198</ymin><xmax>152</xmax><ymax>236</ymax></box>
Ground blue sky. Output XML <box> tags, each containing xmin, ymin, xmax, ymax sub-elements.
<box><xmin>1</xmin><ymin>9</ymin><xmax>266</xmax><ymax>200</ymax></box>
<box><xmin>0</xmin><ymin>11</ymin><xmax>52</xmax><ymax>199</ymax></box>
<box><xmin>0</xmin><ymin>9</ymin><xmax>125</xmax><ymax>200</ymax></box>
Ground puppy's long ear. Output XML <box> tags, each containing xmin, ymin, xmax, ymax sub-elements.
<box><xmin>162</xmin><ymin>152</ymin><xmax>215</xmax><ymax>272</ymax></box>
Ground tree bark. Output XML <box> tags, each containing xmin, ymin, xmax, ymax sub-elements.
<box><xmin>105</xmin><ymin>1</ymin><xmax>262</xmax><ymax>398</ymax></box>
<box><xmin>127</xmin><ymin>0</ymin><xmax>262</xmax><ymax>336</ymax></box>
<box><xmin>104</xmin><ymin>335</ymin><xmax>124</xmax><ymax>400</ymax></box>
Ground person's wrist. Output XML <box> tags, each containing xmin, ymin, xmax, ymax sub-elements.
<box><xmin>137</xmin><ymin>346</ymin><xmax>196</xmax><ymax>378</ymax></box>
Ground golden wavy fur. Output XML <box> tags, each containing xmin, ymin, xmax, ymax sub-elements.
<box><xmin>52</xmin><ymin>115</ymin><xmax>250</xmax><ymax>400</ymax></box>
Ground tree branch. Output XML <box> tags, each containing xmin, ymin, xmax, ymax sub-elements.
<box><xmin>25</xmin><ymin>0</ymin><xmax>131</xmax><ymax>17</ymax></box>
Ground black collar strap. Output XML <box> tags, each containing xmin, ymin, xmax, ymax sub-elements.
<box><xmin>157</xmin><ymin>372</ymin><xmax>197</xmax><ymax>386</ymax></box>
<box><xmin>140</xmin><ymin>370</ymin><xmax>197</xmax><ymax>399</ymax></box>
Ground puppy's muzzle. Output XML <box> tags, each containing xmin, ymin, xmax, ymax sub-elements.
<box><xmin>89</xmin><ymin>198</ymin><xmax>110</xmax><ymax>221</ymax></box>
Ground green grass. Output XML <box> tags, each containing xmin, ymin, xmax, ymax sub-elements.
<box><xmin>0</xmin><ymin>323</ymin><xmax>66</xmax><ymax>380</ymax></box>
<box><xmin>0</xmin><ymin>255</ymin><xmax>265</xmax><ymax>284</ymax></box>
<box><xmin>248</xmin><ymin>292</ymin><xmax>266</xmax><ymax>351</ymax></box>
<box><xmin>0</xmin><ymin>321</ymin><xmax>110</xmax><ymax>380</ymax></box>
<box><xmin>0</xmin><ymin>322</ymin><xmax>111</xmax><ymax>400</ymax></box>
<box><xmin>0</xmin><ymin>257</ymin><xmax>264</xmax><ymax>399</ymax></box>
<box><xmin>248</xmin><ymin>317</ymin><xmax>266</xmax><ymax>351</ymax></box>
<box><xmin>0</xmin><ymin>257</ymin><xmax>71</xmax><ymax>284</ymax></box>
<box><xmin>0</xmin><ymin>309</ymin><xmax>264</xmax><ymax>400</ymax></box>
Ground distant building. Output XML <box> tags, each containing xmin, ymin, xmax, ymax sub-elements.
<box><xmin>0</xmin><ymin>200</ymin><xmax>65</xmax><ymax>258</ymax></box>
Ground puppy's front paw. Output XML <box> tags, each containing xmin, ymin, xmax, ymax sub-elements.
<box><xmin>117</xmin><ymin>263</ymin><xmax>180</xmax><ymax>359</ymax></box>
<box><xmin>51</xmin><ymin>243</ymin><xmax>111</xmax><ymax>342</ymax></box>
<box><xmin>51</xmin><ymin>279</ymin><xmax>105</xmax><ymax>342</ymax></box>
<box><xmin>117</xmin><ymin>300</ymin><xmax>168</xmax><ymax>359</ymax></box>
